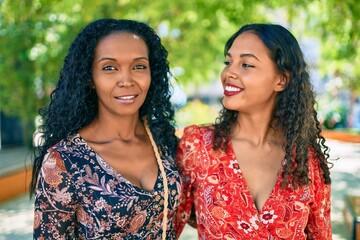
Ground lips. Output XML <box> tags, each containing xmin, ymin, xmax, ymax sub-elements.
<box><xmin>223</xmin><ymin>84</ymin><xmax>243</xmax><ymax>96</ymax></box>
<box><xmin>114</xmin><ymin>94</ymin><xmax>138</xmax><ymax>103</ymax></box>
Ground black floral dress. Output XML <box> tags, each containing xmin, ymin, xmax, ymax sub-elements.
<box><xmin>33</xmin><ymin>134</ymin><xmax>181</xmax><ymax>239</ymax></box>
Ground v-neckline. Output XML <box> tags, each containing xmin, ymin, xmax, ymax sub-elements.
<box><xmin>75</xmin><ymin>133</ymin><xmax>161</xmax><ymax>193</ymax></box>
<box><xmin>227</xmin><ymin>138</ymin><xmax>284</xmax><ymax>214</ymax></box>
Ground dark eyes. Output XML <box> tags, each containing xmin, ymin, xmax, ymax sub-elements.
<box><xmin>223</xmin><ymin>61</ymin><xmax>254</xmax><ymax>68</ymax></box>
<box><xmin>103</xmin><ymin>65</ymin><xmax>116</xmax><ymax>71</ymax></box>
<box><xmin>242</xmin><ymin>63</ymin><xmax>254</xmax><ymax>68</ymax></box>
<box><xmin>133</xmin><ymin>65</ymin><xmax>147</xmax><ymax>70</ymax></box>
<box><xmin>102</xmin><ymin>64</ymin><xmax>148</xmax><ymax>71</ymax></box>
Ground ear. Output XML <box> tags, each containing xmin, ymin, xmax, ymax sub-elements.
<box><xmin>274</xmin><ymin>72</ymin><xmax>290</xmax><ymax>92</ymax></box>
<box><xmin>90</xmin><ymin>82</ymin><xmax>95</xmax><ymax>89</ymax></box>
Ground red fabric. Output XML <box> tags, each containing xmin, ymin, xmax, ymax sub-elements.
<box><xmin>175</xmin><ymin>125</ymin><xmax>331</xmax><ymax>240</ymax></box>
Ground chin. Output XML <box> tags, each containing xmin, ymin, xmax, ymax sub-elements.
<box><xmin>222</xmin><ymin>99</ymin><xmax>237</xmax><ymax>111</ymax></box>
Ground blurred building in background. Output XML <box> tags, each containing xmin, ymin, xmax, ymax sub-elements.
<box><xmin>0</xmin><ymin>111</ymin><xmax>24</xmax><ymax>150</ymax></box>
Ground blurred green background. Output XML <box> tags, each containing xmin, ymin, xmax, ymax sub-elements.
<box><xmin>0</xmin><ymin>0</ymin><xmax>359</xmax><ymax>148</ymax></box>
<box><xmin>0</xmin><ymin>2</ymin><xmax>359</xmax><ymax>239</ymax></box>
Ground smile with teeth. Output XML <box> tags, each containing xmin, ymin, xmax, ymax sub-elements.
<box><xmin>224</xmin><ymin>84</ymin><xmax>243</xmax><ymax>97</ymax></box>
<box><xmin>116</xmin><ymin>95</ymin><xmax>135</xmax><ymax>100</ymax></box>
<box><xmin>115</xmin><ymin>95</ymin><xmax>137</xmax><ymax>103</ymax></box>
<box><xmin>225</xmin><ymin>85</ymin><xmax>241</xmax><ymax>92</ymax></box>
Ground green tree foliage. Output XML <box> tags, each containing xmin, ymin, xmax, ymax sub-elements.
<box><xmin>303</xmin><ymin>0</ymin><xmax>360</xmax><ymax>94</ymax></box>
<box><xmin>0</xmin><ymin>0</ymin><xmax>358</xmax><ymax>144</ymax></box>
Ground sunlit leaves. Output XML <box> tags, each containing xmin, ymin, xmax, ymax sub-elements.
<box><xmin>0</xmin><ymin>0</ymin><xmax>359</xmax><ymax>143</ymax></box>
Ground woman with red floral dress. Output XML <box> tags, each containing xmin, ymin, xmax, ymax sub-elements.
<box><xmin>176</xmin><ymin>23</ymin><xmax>332</xmax><ymax>240</ymax></box>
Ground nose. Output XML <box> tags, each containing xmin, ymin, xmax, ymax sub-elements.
<box><xmin>117</xmin><ymin>72</ymin><xmax>134</xmax><ymax>87</ymax></box>
<box><xmin>223</xmin><ymin>66</ymin><xmax>239</xmax><ymax>81</ymax></box>
<box><xmin>223</xmin><ymin>63</ymin><xmax>238</xmax><ymax>79</ymax></box>
<box><xmin>225</xmin><ymin>70</ymin><xmax>237</xmax><ymax>79</ymax></box>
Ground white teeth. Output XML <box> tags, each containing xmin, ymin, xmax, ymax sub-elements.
<box><xmin>117</xmin><ymin>95</ymin><xmax>135</xmax><ymax>100</ymax></box>
<box><xmin>225</xmin><ymin>85</ymin><xmax>241</xmax><ymax>92</ymax></box>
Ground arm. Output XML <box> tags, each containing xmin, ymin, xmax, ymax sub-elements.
<box><xmin>33</xmin><ymin>150</ymin><xmax>77</xmax><ymax>239</ymax></box>
<box><xmin>305</xmin><ymin>153</ymin><xmax>332</xmax><ymax>239</ymax></box>
<box><xmin>175</xmin><ymin>126</ymin><xmax>198</xmax><ymax>237</ymax></box>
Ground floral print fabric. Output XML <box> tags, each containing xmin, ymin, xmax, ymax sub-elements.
<box><xmin>34</xmin><ymin>134</ymin><xmax>181</xmax><ymax>239</ymax></box>
<box><xmin>175</xmin><ymin>125</ymin><xmax>331</xmax><ymax>240</ymax></box>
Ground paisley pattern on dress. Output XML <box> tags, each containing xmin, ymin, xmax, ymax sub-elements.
<box><xmin>175</xmin><ymin>125</ymin><xmax>331</xmax><ymax>240</ymax></box>
<box><xmin>34</xmin><ymin>134</ymin><xmax>181</xmax><ymax>239</ymax></box>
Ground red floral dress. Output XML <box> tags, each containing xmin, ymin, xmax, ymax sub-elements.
<box><xmin>175</xmin><ymin>125</ymin><xmax>331</xmax><ymax>240</ymax></box>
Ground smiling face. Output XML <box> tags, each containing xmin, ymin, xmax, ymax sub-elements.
<box><xmin>92</xmin><ymin>31</ymin><xmax>151</xmax><ymax>118</ymax></box>
<box><xmin>221</xmin><ymin>31</ymin><xmax>286</xmax><ymax>114</ymax></box>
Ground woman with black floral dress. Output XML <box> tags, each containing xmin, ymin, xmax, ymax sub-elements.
<box><xmin>31</xmin><ymin>19</ymin><xmax>180</xmax><ymax>240</ymax></box>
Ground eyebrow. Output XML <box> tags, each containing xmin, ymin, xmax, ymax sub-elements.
<box><xmin>97</xmin><ymin>57</ymin><xmax>149</xmax><ymax>63</ymax></box>
<box><xmin>226</xmin><ymin>52</ymin><xmax>260</xmax><ymax>61</ymax></box>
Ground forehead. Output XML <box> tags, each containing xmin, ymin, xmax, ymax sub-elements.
<box><xmin>95</xmin><ymin>31</ymin><xmax>148</xmax><ymax>56</ymax></box>
<box><xmin>228</xmin><ymin>32</ymin><xmax>271</xmax><ymax>59</ymax></box>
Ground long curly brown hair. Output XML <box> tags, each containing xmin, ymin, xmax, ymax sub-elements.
<box><xmin>213</xmin><ymin>23</ymin><xmax>332</xmax><ymax>188</ymax></box>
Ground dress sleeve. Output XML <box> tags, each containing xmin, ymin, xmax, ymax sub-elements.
<box><xmin>175</xmin><ymin>125</ymin><xmax>198</xmax><ymax>237</ymax></box>
<box><xmin>33</xmin><ymin>149</ymin><xmax>78</xmax><ymax>239</ymax></box>
<box><xmin>305</xmin><ymin>151</ymin><xmax>332</xmax><ymax>239</ymax></box>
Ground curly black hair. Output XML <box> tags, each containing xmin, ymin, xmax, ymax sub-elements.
<box><xmin>30</xmin><ymin>19</ymin><xmax>178</xmax><ymax>195</ymax></box>
<box><xmin>213</xmin><ymin>23</ymin><xmax>332</xmax><ymax>188</ymax></box>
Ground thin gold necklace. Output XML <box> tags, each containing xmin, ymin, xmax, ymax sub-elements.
<box><xmin>143</xmin><ymin>117</ymin><xmax>169</xmax><ymax>240</ymax></box>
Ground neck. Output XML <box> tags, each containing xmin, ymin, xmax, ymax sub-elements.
<box><xmin>232</xmin><ymin>112</ymin><xmax>283</xmax><ymax>148</ymax></box>
<box><xmin>81</xmin><ymin>113</ymin><xmax>145</xmax><ymax>142</ymax></box>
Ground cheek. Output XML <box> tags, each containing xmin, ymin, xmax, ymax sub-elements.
<box><xmin>142</xmin><ymin>78</ymin><xmax>151</xmax><ymax>93</ymax></box>
<box><xmin>220</xmin><ymin>69</ymin><xmax>227</xmax><ymax>84</ymax></box>
<box><xmin>93</xmin><ymin>81</ymin><xmax>112</xmax><ymax>93</ymax></box>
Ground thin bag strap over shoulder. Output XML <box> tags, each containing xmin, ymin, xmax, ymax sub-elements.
<box><xmin>143</xmin><ymin>117</ymin><xmax>169</xmax><ymax>240</ymax></box>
